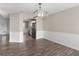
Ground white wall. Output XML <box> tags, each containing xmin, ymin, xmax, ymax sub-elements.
<box><xmin>44</xmin><ymin>31</ymin><xmax>79</xmax><ymax>50</ymax></box>
<box><xmin>36</xmin><ymin>18</ymin><xmax>44</xmax><ymax>39</ymax></box>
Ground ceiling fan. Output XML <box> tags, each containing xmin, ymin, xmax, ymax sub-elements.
<box><xmin>32</xmin><ymin>3</ymin><xmax>48</xmax><ymax>19</ymax></box>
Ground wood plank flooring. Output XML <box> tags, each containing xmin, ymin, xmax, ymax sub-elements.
<box><xmin>0</xmin><ymin>38</ymin><xmax>79</xmax><ymax>56</ymax></box>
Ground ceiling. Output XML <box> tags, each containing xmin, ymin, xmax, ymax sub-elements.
<box><xmin>0</xmin><ymin>3</ymin><xmax>79</xmax><ymax>18</ymax></box>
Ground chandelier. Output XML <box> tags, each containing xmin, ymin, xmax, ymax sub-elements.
<box><xmin>37</xmin><ymin>3</ymin><xmax>44</xmax><ymax>17</ymax></box>
<box><xmin>33</xmin><ymin>3</ymin><xmax>48</xmax><ymax>18</ymax></box>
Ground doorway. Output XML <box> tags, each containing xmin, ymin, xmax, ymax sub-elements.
<box><xmin>31</xmin><ymin>20</ymin><xmax>36</xmax><ymax>39</ymax></box>
<box><xmin>24</xmin><ymin>19</ymin><xmax>36</xmax><ymax>40</ymax></box>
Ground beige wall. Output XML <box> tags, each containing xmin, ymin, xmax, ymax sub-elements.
<box><xmin>43</xmin><ymin>6</ymin><xmax>79</xmax><ymax>34</ymax></box>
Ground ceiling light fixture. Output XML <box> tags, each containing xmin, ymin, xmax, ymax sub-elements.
<box><xmin>33</xmin><ymin>3</ymin><xmax>48</xmax><ymax>18</ymax></box>
<box><xmin>37</xmin><ymin>3</ymin><xmax>43</xmax><ymax>17</ymax></box>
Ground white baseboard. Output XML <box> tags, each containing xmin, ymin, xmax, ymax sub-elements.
<box><xmin>43</xmin><ymin>31</ymin><xmax>79</xmax><ymax>50</ymax></box>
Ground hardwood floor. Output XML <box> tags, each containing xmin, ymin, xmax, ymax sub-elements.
<box><xmin>0</xmin><ymin>37</ymin><xmax>79</xmax><ymax>56</ymax></box>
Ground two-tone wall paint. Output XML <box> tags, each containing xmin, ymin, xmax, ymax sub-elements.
<box><xmin>37</xmin><ymin>6</ymin><xmax>79</xmax><ymax>50</ymax></box>
<box><xmin>43</xmin><ymin>6</ymin><xmax>79</xmax><ymax>50</ymax></box>
<box><xmin>9</xmin><ymin>13</ymin><xmax>24</xmax><ymax>42</ymax></box>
